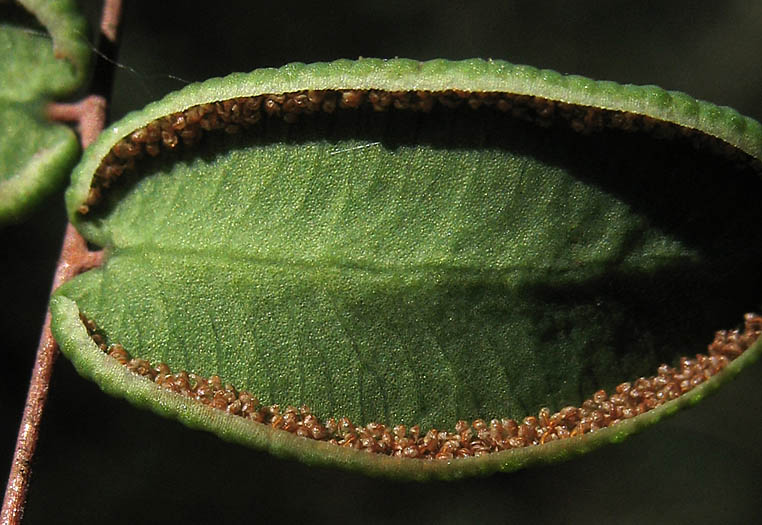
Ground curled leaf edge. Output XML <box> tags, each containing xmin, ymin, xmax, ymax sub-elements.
<box><xmin>66</xmin><ymin>57</ymin><xmax>762</xmax><ymax>246</ymax></box>
<box><xmin>49</xmin><ymin>295</ymin><xmax>762</xmax><ymax>480</ymax></box>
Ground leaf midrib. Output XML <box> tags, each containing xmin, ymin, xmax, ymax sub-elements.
<box><xmin>106</xmin><ymin>243</ymin><xmax>700</xmax><ymax>283</ymax></box>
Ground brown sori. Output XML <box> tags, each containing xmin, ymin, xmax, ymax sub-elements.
<box><xmin>79</xmin><ymin>312</ymin><xmax>762</xmax><ymax>460</ymax></box>
<box><xmin>77</xmin><ymin>89</ymin><xmax>762</xmax><ymax>214</ymax></box>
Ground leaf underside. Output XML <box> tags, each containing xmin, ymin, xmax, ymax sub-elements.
<box><xmin>0</xmin><ymin>0</ymin><xmax>89</xmax><ymax>223</ymax></box>
<box><xmin>52</xmin><ymin>60</ymin><xmax>762</xmax><ymax>478</ymax></box>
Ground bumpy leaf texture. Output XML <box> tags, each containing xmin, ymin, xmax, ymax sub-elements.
<box><xmin>51</xmin><ymin>59</ymin><xmax>762</xmax><ymax>479</ymax></box>
<box><xmin>0</xmin><ymin>0</ymin><xmax>90</xmax><ymax>223</ymax></box>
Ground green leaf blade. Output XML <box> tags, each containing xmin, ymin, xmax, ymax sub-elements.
<box><xmin>0</xmin><ymin>100</ymin><xmax>79</xmax><ymax>222</ymax></box>
<box><xmin>51</xmin><ymin>292</ymin><xmax>762</xmax><ymax>480</ymax></box>
<box><xmin>53</xmin><ymin>59</ymin><xmax>762</xmax><ymax>478</ymax></box>
<box><xmin>0</xmin><ymin>0</ymin><xmax>90</xmax><ymax>224</ymax></box>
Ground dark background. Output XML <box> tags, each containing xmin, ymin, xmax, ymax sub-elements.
<box><xmin>2</xmin><ymin>1</ymin><xmax>762</xmax><ymax>522</ymax></box>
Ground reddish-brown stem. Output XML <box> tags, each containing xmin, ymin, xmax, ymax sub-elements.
<box><xmin>100</xmin><ymin>0</ymin><xmax>122</xmax><ymax>43</ymax></box>
<box><xmin>46</xmin><ymin>95</ymin><xmax>107</xmax><ymax>147</ymax></box>
<box><xmin>0</xmin><ymin>226</ymin><xmax>103</xmax><ymax>525</ymax></box>
<box><xmin>1</xmin><ymin>0</ymin><xmax>122</xmax><ymax>522</ymax></box>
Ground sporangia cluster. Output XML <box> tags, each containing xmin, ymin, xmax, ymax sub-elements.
<box><xmin>78</xmin><ymin>88</ymin><xmax>761</xmax><ymax>214</ymax></box>
<box><xmin>75</xmin><ymin>79</ymin><xmax>762</xmax><ymax>459</ymax></box>
<box><xmin>80</xmin><ymin>312</ymin><xmax>761</xmax><ymax>460</ymax></box>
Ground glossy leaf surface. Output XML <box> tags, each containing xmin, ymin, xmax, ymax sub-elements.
<box><xmin>51</xmin><ymin>59</ymin><xmax>762</xmax><ymax>478</ymax></box>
